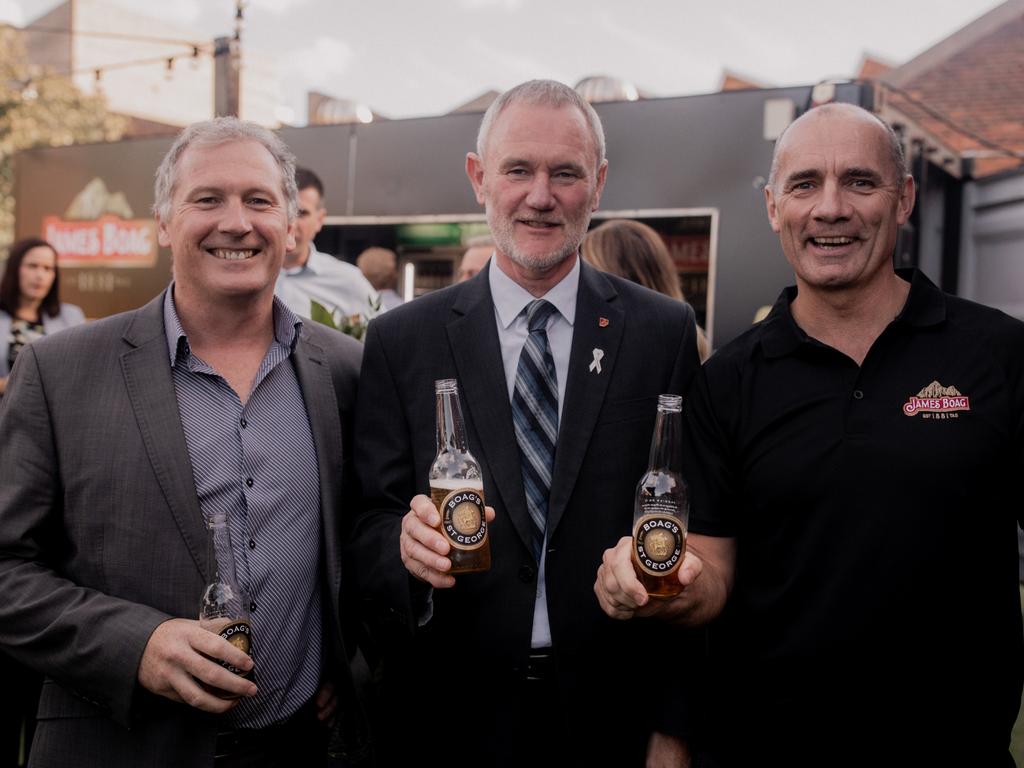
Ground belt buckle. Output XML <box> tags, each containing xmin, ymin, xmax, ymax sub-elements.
<box><xmin>525</xmin><ymin>648</ymin><xmax>553</xmax><ymax>682</ymax></box>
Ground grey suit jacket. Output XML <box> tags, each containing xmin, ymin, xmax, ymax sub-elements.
<box><xmin>350</xmin><ymin>261</ymin><xmax>702</xmax><ymax>765</ymax></box>
<box><xmin>0</xmin><ymin>292</ymin><xmax>366</xmax><ymax>767</ymax></box>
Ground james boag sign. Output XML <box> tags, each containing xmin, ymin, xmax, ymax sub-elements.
<box><xmin>42</xmin><ymin>178</ymin><xmax>158</xmax><ymax>269</ymax></box>
<box><xmin>43</xmin><ymin>214</ymin><xmax>157</xmax><ymax>268</ymax></box>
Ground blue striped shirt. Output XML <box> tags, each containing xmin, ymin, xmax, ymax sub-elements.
<box><xmin>163</xmin><ymin>287</ymin><xmax>323</xmax><ymax>728</ymax></box>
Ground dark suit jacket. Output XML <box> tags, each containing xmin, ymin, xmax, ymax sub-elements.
<box><xmin>0</xmin><ymin>292</ymin><xmax>369</xmax><ymax>767</ymax></box>
<box><xmin>350</xmin><ymin>261</ymin><xmax>701</xmax><ymax>765</ymax></box>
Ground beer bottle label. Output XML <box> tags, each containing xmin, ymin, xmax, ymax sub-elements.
<box><xmin>438</xmin><ymin>488</ymin><xmax>487</xmax><ymax>551</ymax></box>
<box><xmin>633</xmin><ymin>513</ymin><xmax>685</xmax><ymax>577</ymax></box>
<box><xmin>218</xmin><ymin>620</ymin><xmax>253</xmax><ymax>677</ymax></box>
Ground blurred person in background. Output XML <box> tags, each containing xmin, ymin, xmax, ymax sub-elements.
<box><xmin>582</xmin><ymin>219</ymin><xmax>710</xmax><ymax>360</ymax></box>
<box><xmin>275</xmin><ymin>166</ymin><xmax>379</xmax><ymax>321</ymax></box>
<box><xmin>0</xmin><ymin>236</ymin><xmax>85</xmax><ymax>397</ymax></box>
<box><xmin>457</xmin><ymin>234</ymin><xmax>493</xmax><ymax>282</ymax></box>
<box><xmin>0</xmin><ymin>236</ymin><xmax>84</xmax><ymax>766</ymax></box>
<box><xmin>356</xmin><ymin>247</ymin><xmax>404</xmax><ymax>311</ymax></box>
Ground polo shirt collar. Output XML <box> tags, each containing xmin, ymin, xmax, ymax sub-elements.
<box><xmin>759</xmin><ymin>267</ymin><xmax>946</xmax><ymax>359</ymax></box>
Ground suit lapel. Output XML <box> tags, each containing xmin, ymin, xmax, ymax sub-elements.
<box><xmin>446</xmin><ymin>269</ymin><xmax>536</xmax><ymax>555</ymax></box>
<box><xmin>547</xmin><ymin>263</ymin><xmax>624</xmax><ymax>535</ymax></box>
<box><xmin>292</xmin><ymin>334</ymin><xmax>344</xmax><ymax>607</ymax></box>
<box><xmin>120</xmin><ymin>293</ymin><xmax>207</xmax><ymax>580</ymax></box>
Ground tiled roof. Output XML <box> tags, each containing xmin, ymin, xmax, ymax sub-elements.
<box><xmin>882</xmin><ymin>2</ymin><xmax>1024</xmax><ymax>177</ymax></box>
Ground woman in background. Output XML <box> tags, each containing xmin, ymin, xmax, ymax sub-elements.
<box><xmin>0</xmin><ymin>236</ymin><xmax>84</xmax><ymax>768</ymax></box>
<box><xmin>583</xmin><ymin>219</ymin><xmax>710</xmax><ymax>361</ymax></box>
<box><xmin>0</xmin><ymin>236</ymin><xmax>85</xmax><ymax>396</ymax></box>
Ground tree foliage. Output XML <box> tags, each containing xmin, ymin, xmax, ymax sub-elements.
<box><xmin>1</xmin><ymin>25</ymin><xmax>126</xmax><ymax>252</ymax></box>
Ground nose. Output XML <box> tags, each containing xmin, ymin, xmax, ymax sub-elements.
<box><xmin>524</xmin><ymin>174</ymin><xmax>555</xmax><ymax>211</ymax></box>
<box><xmin>813</xmin><ymin>178</ymin><xmax>851</xmax><ymax>222</ymax></box>
<box><xmin>219</xmin><ymin>198</ymin><xmax>252</xmax><ymax>234</ymax></box>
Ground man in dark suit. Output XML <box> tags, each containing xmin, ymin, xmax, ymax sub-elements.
<box><xmin>350</xmin><ymin>80</ymin><xmax>701</xmax><ymax>766</ymax></box>
<box><xmin>0</xmin><ymin>118</ymin><xmax>370</xmax><ymax>767</ymax></box>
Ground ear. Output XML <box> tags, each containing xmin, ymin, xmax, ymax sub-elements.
<box><xmin>895</xmin><ymin>174</ymin><xmax>916</xmax><ymax>226</ymax></box>
<box><xmin>466</xmin><ymin>152</ymin><xmax>486</xmax><ymax>205</ymax></box>
<box><xmin>765</xmin><ymin>185</ymin><xmax>781</xmax><ymax>233</ymax></box>
<box><xmin>591</xmin><ymin>159</ymin><xmax>609</xmax><ymax>211</ymax></box>
<box><xmin>156</xmin><ymin>213</ymin><xmax>172</xmax><ymax>247</ymax></box>
<box><xmin>286</xmin><ymin>217</ymin><xmax>296</xmax><ymax>253</ymax></box>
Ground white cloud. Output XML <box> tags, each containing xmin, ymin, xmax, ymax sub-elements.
<box><xmin>282</xmin><ymin>36</ymin><xmax>354</xmax><ymax>95</ymax></box>
<box><xmin>0</xmin><ymin>0</ymin><xmax>24</xmax><ymax>25</ymax></box>
<box><xmin>459</xmin><ymin>0</ymin><xmax>523</xmax><ymax>10</ymax></box>
<box><xmin>105</xmin><ymin>0</ymin><xmax>202</xmax><ymax>27</ymax></box>
<box><xmin>249</xmin><ymin>0</ymin><xmax>314</xmax><ymax>14</ymax></box>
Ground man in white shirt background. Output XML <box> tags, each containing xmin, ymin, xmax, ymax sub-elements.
<box><xmin>275</xmin><ymin>167</ymin><xmax>379</xmax><ymax>321</ymax></box>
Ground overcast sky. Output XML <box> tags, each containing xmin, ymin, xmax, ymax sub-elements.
<box><xmin>0</xmin><ymin>0</ymin><xmax>1007</xmax><ymax>123</ymax></box>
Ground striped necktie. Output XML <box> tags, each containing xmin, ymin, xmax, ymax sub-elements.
<box><xmin>511</xmin><ymin>299</ymin><xmax>559</xmax><ymax>561</ymax></box>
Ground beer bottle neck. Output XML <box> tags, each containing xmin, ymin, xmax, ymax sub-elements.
<box><xmin>436</xmin><ymin>390</ymin><xmax>468</xmax><ymax>454</ymax></box>
<box><xmin>647</xmin><ymin>406</ymin><xmax>683</xmax><ymax>473</ymax></box>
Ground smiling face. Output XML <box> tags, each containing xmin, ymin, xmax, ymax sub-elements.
<box><xmin>765</xmin><ymin>106</ymin><xmax>915</xmax><ymax>296</ymax></box>
<box><xmin>466</xmin><ymin>102</ymin><xmax>607</xmax><ymax>285</ymax></box>
<box><xmin>157</xmin><ymin>139</ymin><xmax>294</xmax><ymax>309</ymax></box>
<box><xmin>18</xmin><ymin>245</ymin><xmax>57</xmax><ymax>306</ymax></box>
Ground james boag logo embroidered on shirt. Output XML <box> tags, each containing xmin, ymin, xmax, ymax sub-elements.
<box><xmin>902</xmin><ymin>380</ymin><xmax>971</xmax><ymax>420</ymax></box>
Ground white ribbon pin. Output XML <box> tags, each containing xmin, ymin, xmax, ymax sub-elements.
<box><xmin>589</xmin><ymin>348</ymin><xmax>604</xmax><ymax>374</ymax></box>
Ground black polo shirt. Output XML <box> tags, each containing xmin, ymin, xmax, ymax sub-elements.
<box><xmin>686</xmin><ymin>268</ymin><xmax>1024</xmax><ymax>765</ymax></box>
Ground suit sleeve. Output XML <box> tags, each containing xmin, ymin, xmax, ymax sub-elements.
<box><xmin>346</xmin><ymin>319</ymin><xmax>427</xmax><ymax>640</ymax></box>
<box><xmin>0</xmin><ymin>345</ymin><xmax>169</xmax><ymax>728</ymax></box>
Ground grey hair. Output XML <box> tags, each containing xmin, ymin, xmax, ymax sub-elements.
<box><xmin>767</xmin><ymin>103</ymin><xmax>907</xmax><ymax>190</ymax></box>
<box><xmin>476</xmin><ymin>79</ymin><xmax>606</xmax><ymax>169</ymax></box>
<box><xmin>153</xmin><ymin>117</ymin><xmax>298</xmax><ymax>221</ymax></box>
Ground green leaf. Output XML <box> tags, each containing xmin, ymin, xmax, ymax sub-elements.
<box><xmin>309</xmin><ymin>300</ymin><xmax>338</xmax><ymax>329</ymax></box>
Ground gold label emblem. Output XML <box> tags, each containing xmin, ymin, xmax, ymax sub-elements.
<box><xmin>633</xmin><ymin>514</ymin><xmax>685</xmax><ymax>576</ymax></box>
<box><xmin>218</xmin><ymin>621</ymin><xmax>252</xmax><ymax>677</ymax></box>
<box><xmin>441</xmin><ymin>489</ymin><xmax>487</xmax><ymax>551</ymax></box>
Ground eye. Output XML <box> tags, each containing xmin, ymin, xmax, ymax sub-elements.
<box><xmin>195</xmin><ymin>195</ymin><xmax>219</xmax><ymax>205</ymax></box>
<box><xmin>247</xmin><ymin>196</ymin><xmax>273</xmax><ymax>207</ymax></box>
<box><xmin>506</xmin><ymin>168</ymin><xmax>529</xmax><ymax>177</ymax></box>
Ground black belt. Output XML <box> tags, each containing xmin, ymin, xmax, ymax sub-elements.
<box><xmin>215</xmin><ymin>697</ymin><xmax>322</xmax><ymax>761</ymax></box>
<box><xmin>524</xmin><ymin>648</ymin><xmax>556</xmax><ymax>683</ymax></box>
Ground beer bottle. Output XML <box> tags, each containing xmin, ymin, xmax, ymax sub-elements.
<box><xmin>199</xmin><ymin>510</ymin><xmax>254</xmax><ymax>693</ymax></box>
<box><xmin>429</xmin><ymin>378</ymin><xmax>490</xmax><ymax>574</ymax></box>
<box><xmin>632</xmin><ymin>394</ymin><xmax>689</xmax><ymax>598</ymax></box>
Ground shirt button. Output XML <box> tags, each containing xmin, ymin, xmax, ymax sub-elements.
<box><xmin>853</xmin><ymin>390</ymin><xmax>864</xmax><ymax>400</ymax></box>
<box><xmin>245</xmin><ymin>477</ymin><xmax>254</xmax><ymax>487</ymax></box>
<box><xmin>249</xmin><ymin>601</ymin><xmax>257</xmax><ymax>612</ymax></box>
<box><xmin>240</xmin><ymin>418</ymin><xmax>248</xmax><ymax>428</ymax></box>
<box><xmin>248</xmin><ymin>539</ymin><xmax>256</xmax><ymax>550</ymax></box>
<box><xmin>518</xmin><ymin>565</ymin><xmax>536</xmax><ymax>583</ymax></box>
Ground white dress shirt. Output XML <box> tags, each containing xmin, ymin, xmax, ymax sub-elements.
<box><xmin>275</xmin><ymin>243</ymin><xmax>379</xmax><ymax>321</ymax></box>
<box><xmin>489</xmin><ymin>255</ymin><xmax>579</xmax><ymax>648</ymax></box>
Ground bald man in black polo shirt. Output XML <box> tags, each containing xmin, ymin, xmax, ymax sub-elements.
<box><xmin>595</xmin><ymin>103</ymin><xmax>1024</xmax><ymax>767</ymax></box>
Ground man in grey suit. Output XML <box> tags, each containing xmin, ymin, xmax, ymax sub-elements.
<box><xmin>350</xmin><ymin>80</ymin><xmax>702</xmax><ymax>766</ymax></box>
<box><xmin>0</xmin><ymin>118</ymin><xmax>370</xmax><ymax>766</ymax></box>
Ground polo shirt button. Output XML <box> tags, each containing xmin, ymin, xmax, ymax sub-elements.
<box><xmin>245</xmin><ymin>477</ymin><xmax>254</xmax><ymax>487</ymax></box>
<box><xmin>853</xmin><ymin>390</ymin><xmax>864</xmax><ymax>400</ymax></box>
<box><xmin>248</xmin><ymin>539</ymin><xmax>256</xmax><ymax>550</ymax></box>
<box><xmin>240</xmin><ymin>418</ymin><xmax>248</xmax><ymax>428</ymax></box>
<box><xmin>518</xmin><ymin>565</ymin><xmax>536</xmax><ymax>583</ymax></box>
<box><xmin>249</xmin><ymin>601</ymin><xmax>257</xmax><ymax>612</ymax></box>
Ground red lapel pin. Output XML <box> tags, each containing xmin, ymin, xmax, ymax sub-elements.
<box><xmin>598</xmin><ymin>317</ymin><xmax>609</xmax><ymax>328</ymax></box>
